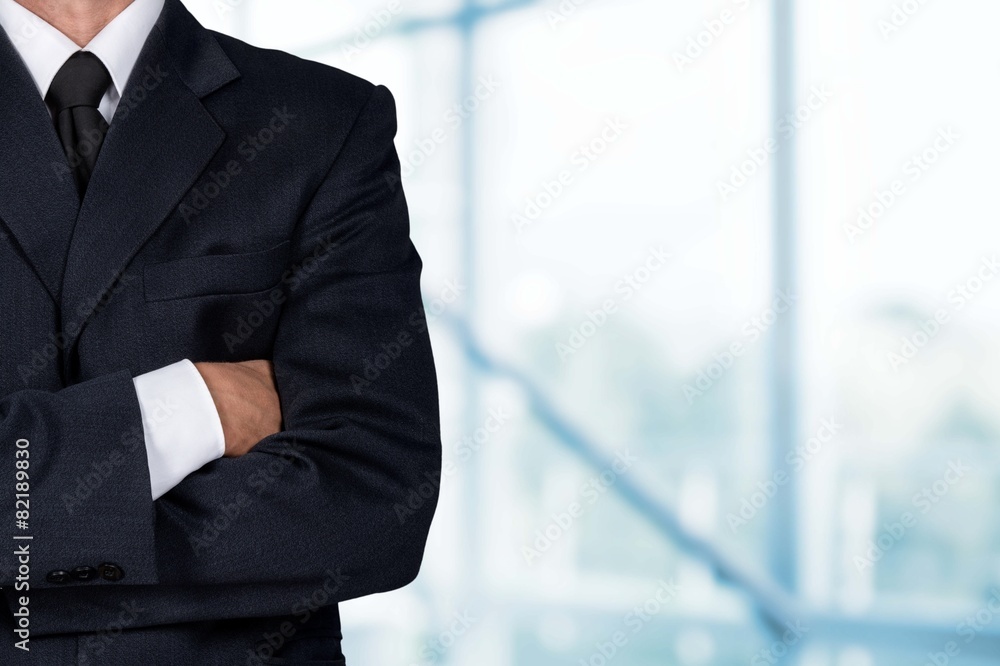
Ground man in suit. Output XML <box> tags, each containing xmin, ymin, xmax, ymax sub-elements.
<box><xmin>0</xmin><ymin>0</ymin><xmax>442</xmax><ymax>662</ymax></box>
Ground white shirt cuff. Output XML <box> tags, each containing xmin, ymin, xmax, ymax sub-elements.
<box><xmin>133</xmin><ymin>359</ymin><xmax>226</xmax><ymax>500</ymax></box>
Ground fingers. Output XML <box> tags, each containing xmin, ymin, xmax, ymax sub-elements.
<box><xmin>195</xmin><ymin>360</ymin><xmax>283</xmax><ymax>458</ymax></box>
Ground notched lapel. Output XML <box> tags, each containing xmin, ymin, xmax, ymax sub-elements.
<box><xmin>0</xmin><ymin>30</ymin><xmax>82</xmax><ymax>301</ymax></box>
<box><xmin>60</xmin><ymin>0</ymin><xmax>241</xmax><ymax>362</ymax></box>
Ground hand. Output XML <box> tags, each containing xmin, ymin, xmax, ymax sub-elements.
<box><xmin>194</xmin><ymin>360</ymin><xmax>282</xmax><ymax>457</ymax></box>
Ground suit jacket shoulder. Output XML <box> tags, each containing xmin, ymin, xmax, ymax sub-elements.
<box><xmin>211</xmin><ymin>31</ymin><xmax>379</xmax><ymax>127</ymax></box>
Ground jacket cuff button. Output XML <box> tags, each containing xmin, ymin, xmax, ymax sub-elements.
<box><xmin>71</xmin><ymin>566</ymin><xmax>98</xmax><ymax>582</ymax></box>
<box><xmin>98</xmin><ymin>563</ymin><xmax>125</xmax><ymax>582</ymax></box>
<box><xmin>46</xmin><ymin>570</ymin><xmax>70</xmax><ymax>584</ymax></box>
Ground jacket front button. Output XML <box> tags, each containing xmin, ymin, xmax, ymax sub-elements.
<box><xmin>71</xmin><ymin>566</ymin><xmax>97</xmax><ymax>582</ymax></box>
<box><xmin>98</xmin><ymin>563</ymin><xmax>125</xmax><ymax>582</ymax></box>
<box><xmin>46</xmin><ymin>570</ymin><xmax>70</xmax><ymax>584</ymax></box>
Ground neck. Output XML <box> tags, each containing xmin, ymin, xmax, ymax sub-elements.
<box><xmin>15</xmin><ymin>0</ymin><xmax>135</xmax><ymax>46</ymax></box>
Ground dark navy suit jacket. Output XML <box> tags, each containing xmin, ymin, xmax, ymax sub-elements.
<box><xmin>0</xmin><ymin>1</ymin><xmax>441</xmax><ymax>663</ymax></box>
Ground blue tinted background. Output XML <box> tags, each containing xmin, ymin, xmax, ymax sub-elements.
<box><xmin>185</xmin><ymin>1</ymin><xmax>1000</xmax><ymax>664</ymax></box>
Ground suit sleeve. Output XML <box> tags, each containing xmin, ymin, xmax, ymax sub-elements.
<box><xmin>1</xmin><ymin>85</ymin><xmax>440</xmax><ymax>634</ymax></box>
<box><xmin>154</xmin><ymin>84</ymin><xmax>441</xmax><ymax>593</ymax></box>
<box><xmin>0</xmin><ymin>372</ymin><xmax>157</xmax><ymax>586</ymax></box>
<box><xmin>0</xmin><ymin>87</ymin><xmax>441</xmax><ymax>635</ymax></box>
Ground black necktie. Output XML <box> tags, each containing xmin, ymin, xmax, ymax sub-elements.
<box><xmin>45</xmin><ymin>51</ymin><xmax>112</xmax><ymax>198</ymax></box>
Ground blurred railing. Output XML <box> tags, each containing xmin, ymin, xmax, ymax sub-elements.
<box><xmin>297</xmin><ymin>0</ymin><xmax>1000</xmax><ymax>658</ymax></box>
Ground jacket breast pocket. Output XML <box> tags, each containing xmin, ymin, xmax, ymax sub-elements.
<box><xmin>144</xmin><ymin>241</ymin><xmax>291</xmax><ymax>302</ymax></box>
<box><xmin>142</xmin><ymin>241</ymin><xmax>291</xmax><ymax>363</ymax></box>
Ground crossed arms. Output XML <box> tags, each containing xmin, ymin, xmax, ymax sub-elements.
<box><xmin>0</xmin><ymin>85</ymin><xmax>442</xmax><ymax>634</ymax></box>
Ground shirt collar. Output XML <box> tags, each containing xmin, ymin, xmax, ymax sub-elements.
<box><xmin>0</xmin><ymin>0</ymin><xmax>164</xmax><ymax>100</ymax></box>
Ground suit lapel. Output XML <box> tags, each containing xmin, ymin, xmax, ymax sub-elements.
<box><xmin>60</xmin><ymin>0</ymin><xmax>240</xmax><ymax>357</ymax></box>
<box><xmin>0</xmin><ymin>30</ymin><xmax>82</xmax><ymax>301</ymax></box>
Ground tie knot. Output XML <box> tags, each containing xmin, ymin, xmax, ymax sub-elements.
<box><xmin>46</xmin><ymin>52</ymin><xmax>112</xmax><ymax>114</ymax></box>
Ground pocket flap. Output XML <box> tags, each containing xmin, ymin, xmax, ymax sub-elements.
<box><xmin>144</xmin><ymin>241</ymin><xmax>291</xmax><ymax>302</ymax></box>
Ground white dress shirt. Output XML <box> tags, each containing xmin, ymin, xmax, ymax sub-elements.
<box><xmin>0</xmin><ymin>0</ymin><xmax>225</xmax><ymax>500</ymax></box>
